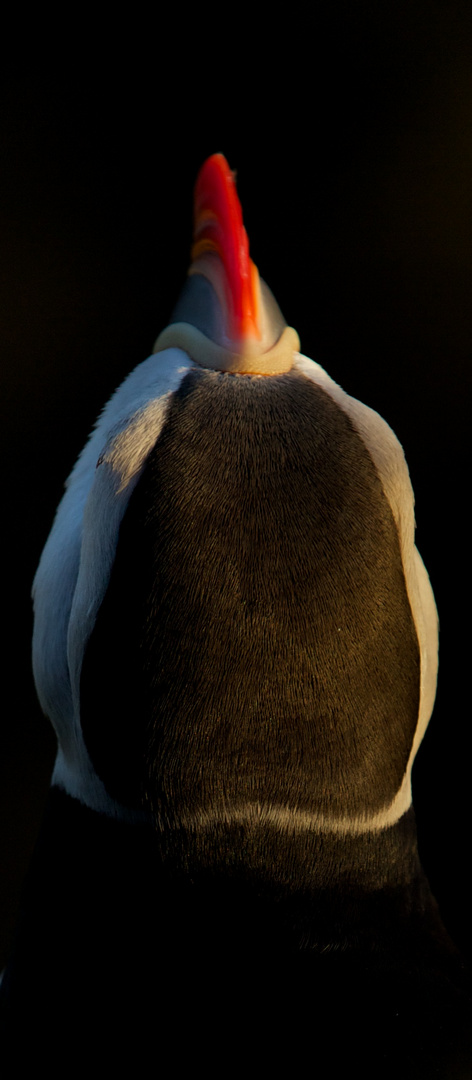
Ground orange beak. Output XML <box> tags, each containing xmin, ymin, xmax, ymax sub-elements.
<box><xmin>153</xmin><ymin>153</ymin><xmax>300</xmax><ymax>375</ymax></box>
<box><xmin>190</xmin><ymin>153</ymin><xmax>262</xmax><ymax>348</ymax></box>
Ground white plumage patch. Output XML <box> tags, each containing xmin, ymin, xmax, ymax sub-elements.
<box><xmin>32</xmin><ymin>348</ymin><xmax>194</xmax><ymax>816</ymax></box>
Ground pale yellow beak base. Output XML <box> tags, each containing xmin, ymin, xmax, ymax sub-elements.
<box><xmin>153</xmin><ymin>324</ymin><xmax>300</xmax><ymax>376</ymax></box>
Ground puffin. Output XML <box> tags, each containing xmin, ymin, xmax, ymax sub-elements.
<box><xmin>1</xmin><ymin>153</ymin><xmax>471</xmax><ymax>1075</ymax></box>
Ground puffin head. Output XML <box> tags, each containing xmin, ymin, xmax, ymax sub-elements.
<box><xmin>152</xmin><ymin>153</ymin><xmax>300</xmax><ymax>375</ymax></box>
<box><xmin>32</xmin><ymin>153</ymin><xmax>438</xmax><ymax>840</ymax></box>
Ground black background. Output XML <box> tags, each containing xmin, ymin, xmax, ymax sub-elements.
<box><xmin>1</xmin><ymin>2</ymin><xmax>471</xmax><ymax>969</ymax></box>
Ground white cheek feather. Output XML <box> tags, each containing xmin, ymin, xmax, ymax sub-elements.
<box><xmin>294</xmin><ymin>354</ymin><xmax>439</xmax><ymax>828</ymax></box>
<box><xmin>32</xmin><ymin>348</ymin><xmax>194</xmax><ymax>817</ymax></box>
